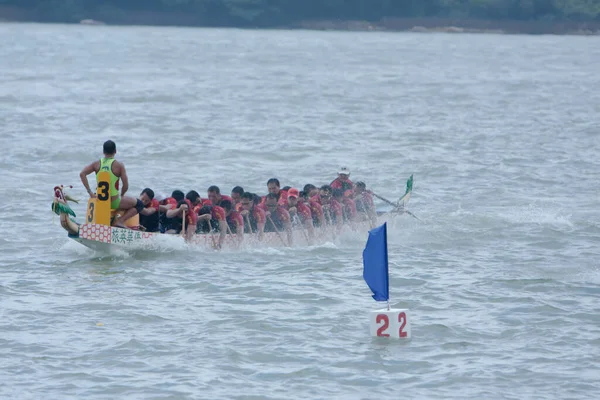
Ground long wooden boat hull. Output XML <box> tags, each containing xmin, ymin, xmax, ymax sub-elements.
<box><xmin>65</xmin><ymin>216</ymin><xmax>399</xmax><ymax>253</ymax></box>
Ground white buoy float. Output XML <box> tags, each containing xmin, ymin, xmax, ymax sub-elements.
<box><xmin>369</xmin><ymin>308</ymin><xmax>411</xmax><ymax>339</ymax></box>
<box><xmin>363</xmin><ymin>222</ymin><xmax>411</xmax><ymax>339</ymax></box>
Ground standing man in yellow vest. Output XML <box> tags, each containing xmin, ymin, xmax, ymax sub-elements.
<box><xmin>79</xmin><ymin>140</ymin><xmax>144</xmax><ymax>228</ymax></box>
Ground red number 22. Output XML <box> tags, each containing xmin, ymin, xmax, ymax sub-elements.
<box><xmin>376</xmin><ymin>313</ymin><xmax>407</xmax><ymax>337</ymax></box>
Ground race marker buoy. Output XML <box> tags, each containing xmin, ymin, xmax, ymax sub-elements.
<box><xmin>369</xmin><ymin>308</ymin><xmax>411</xmax><ymax>339</ymax></box>
<box><xmin>363</xmin><ymin>222</ymin><xmax>411</xmax><ymax>339</ymax></box>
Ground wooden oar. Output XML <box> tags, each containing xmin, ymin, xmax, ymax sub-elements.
<box><xmin>403</xmin><ymin>210</ymin><xmax>423</xmax><ymax>222</ymax></box>
<box><xmin>371</xmin><ymin>191</ymin><xmax>421</xmax><ymax>222</ymax></box>
<box><xmin>320</xmin><ymin>207</ymin><xmax>330</xmax><ymax>240</ymax></box>
<box><xmin>181</xmin><ymin>209</ymin><xmax>186</xmax><ymax>238</ymax></box>
<box><xmin>293</xmin><ymin>214</ymin><xmax>310</xmax><ymax>244</ymax></box>
<box><xmin>244</xmin><ymin>213</ymin><xmax>260</xmax><ymax>243</ymax></box>
<box><xmin>225</xmin><ymin>221</ymin><xmax>240</xmax><ymax>248</ymax></box>
<box><xmin>371</xmin><ymin>192</ymin><xmax>402</xmax><ymax>209</ymax></box>
<box><xmin>207</xmin><ymin>219</ymin><xmax>218</xmax><ymax>249</ymax></box>
<box><xmin>267</xmin><ymin>215</ymin><xmax>288</xmax><ymax>247</ymax></box>
<box><xmin>323</xmin><ymin>207</ymin><xmax>337</xmax><ymax>241</ymax></box>
<box><xmin>244</xmin><ymin>214</ymin><xmax>253</xmax><ymax>234</ymax></box>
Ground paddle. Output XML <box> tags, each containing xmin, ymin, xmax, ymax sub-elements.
<box><xmin>370</xmin><ymin>192</ymin><xmax>400</xmax><ymax>209</ymax></box>
<box><xmin>244</xmin><ymin>214</ymin><xmax>252</xmax><ymax>235</ymax></box>
<box><xmin>293</xmin><ymin>214</ymin><xmax>310</xmax><ymax>244</ymax></box>
<box><xmin>403</xmin><ymin>210</ymin><xmax>423</xmax><ymax>222</ymax></box>
<box><xmin>244</xmin><ymin>212</ymin><xmax>264</xmax><ymax>242</ymax></box>
<box><xmin>207</xmin><ymin>219</ymin><xmax>218</xmax><ymax>249</ymax></box>
<box><xmin>267</xmin><ymin>215</ymin><xmax>289</xmax><ymax>247</ymax></box>
<box><xmin>225</xmin><ymin>221</ymin><xmax>240</xmax><ymax>247</ymax></box>
<box><xmin>370</xmin><ymin>174</ymin><xmax>422</xmax><ymax>221</ymax></box>
<box><xmin>181</xmin><ymin>209</ymin><xmax>186</xmax><ymax>238</ymax></box>
<box><xmin>373</xmin><ymin>175</ymin><xmax>413</xmax><ymax>206</ymax></box>
<box><xmin>322</xmin><ymin>207</ymin><xmax>339</xmax><ymax>240</ymax></box>
<box><xmin>372</xmin><ymin>194</ymin><xmax>422</xmax><ymax>222</ymax></box>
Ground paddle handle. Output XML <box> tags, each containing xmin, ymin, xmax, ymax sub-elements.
<box><xmin>371</xmin><ymin>192</ymin><xmax>397</xmax><ymax>208</ymax></box>
<box><xmin>267</xmin><ymin>215</ymin><xmax>288</xmax><ymax>247</ymax></box>
<box><xmin>207</xmin><ymin>219</ymin><xmax>218</xmax><ymax>249</ymax></box>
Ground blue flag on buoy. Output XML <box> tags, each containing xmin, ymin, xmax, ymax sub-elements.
<box><xmin>362</xmin><ymin>222</ymin><xmax>389</xmax><ymax>302</ymax></box>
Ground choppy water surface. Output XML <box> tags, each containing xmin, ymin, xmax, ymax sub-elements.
<box><xmin>1</xmin><ymin>23</ymin><xmax>599</xmax><ymax>399</ymax></box>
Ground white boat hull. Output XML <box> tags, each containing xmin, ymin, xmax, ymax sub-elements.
<box><xmin>67</xmin><ymin>215</ymin><xmax>398</xmax><ymax>252</ymax></box>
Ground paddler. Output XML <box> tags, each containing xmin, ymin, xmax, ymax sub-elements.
<box><xmin>300</xmin><ymin>189</ymin><xmax>325</xmax><ymax>227</ymax></box>
<box><xmin>165</xmin><ymin>197</ymin><xmax>197</xmax><ymax>241</ymax></box>
<box><xmin>205</xmin><ymin>185</ymin><xmax>233</xmax><ymax>207</ymax></box>
<box><xmin>261</xmin><ymin>193</ymin><xmax>293</xmax><ymax>246</ymax></box>
<box><xmin>353</xmin><ymin>181</ymin><xmax>377</xmax><ymax>226</ymax></box>
<box><xmin>79</xmin><ymin>140</ymin><xmax>143</xmax><ymax>228</ymax></box>
<box><xmin>187</xmin><ymin>190</ymin><xmax>227</xmax><ymax>249</ymax></box>
<box><xmin>230</xmin><ymin>186</ymin><xmax>244</xmax><ymax>210</ymax></box>
<box><xmin>303</xmin><ymin>184</ymin><xmax>319</xmax><ymax>199</ymax></box>
<box><xmin>261</xmin><ymin>178</ymin><xmax>288</xmax><ymax>206</ymax></box>
<box><xmin>333</xmin><ymin>188</ymin><xmax>358</xmax><ymax>222</ymax></box>
<box><xmin>220</xmin><ymin>199</ymin><xmax>244</xmax><ymax>241</ymax></box>
<box><xmin>139</xmin><ymin>188</ymin><xmax>160</xmax><ymax>232</ymax></box>
<box><xmin>284</xmin><ymin>188</ymin><xmax>315</xmax><ymax>240</ymax></box>
<box><xmin>239</xmin><ymin>192</ymin><xmax>266</xmax><ymax>240</ymax></box>
<box><xmin>311</xmin><ymin>185</ymin><xmax>343</xmax><ymax>229</ymax></box>
<box><xmin>330</xmin><ymin>167</ymin><xmax>354</xmax><ymax>192</ymax></box>
<box><xmin>160</xmin><ymin>190</ymin><xmax>185</xmax><ymax>233</ymax></box>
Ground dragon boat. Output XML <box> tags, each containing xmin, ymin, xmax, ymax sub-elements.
<box><xmin>51</xmin><ymin>173</ymin><xmax>414</xmax><ymax>252</ymax></box>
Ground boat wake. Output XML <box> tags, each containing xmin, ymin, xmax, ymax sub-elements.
<box><xmin>496</xmin><ymin>203</ymin><xmax>574</xmax><ymax>229</ymax></box>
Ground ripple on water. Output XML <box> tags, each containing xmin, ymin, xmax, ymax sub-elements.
<box><xmin>1</xmin><ymin>24</ymin><xmax>600</xmax><ymax>400</ymax></box>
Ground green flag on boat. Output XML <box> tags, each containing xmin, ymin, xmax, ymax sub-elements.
<box><xmin>51</xmin><ymin>201</ymin><xmax>76</xmax><ymax>218</ymax></box>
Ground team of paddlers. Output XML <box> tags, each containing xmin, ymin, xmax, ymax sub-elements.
<box><xmin>80</xmin><ymin>141</ymin><xmax>379</xmax><ymax>247</ymax></box>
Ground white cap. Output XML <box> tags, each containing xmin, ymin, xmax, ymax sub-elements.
<box><xmin>338</xmin><ymin>167</ymin><xmax>350</xmax><ymax>175</ymax></box>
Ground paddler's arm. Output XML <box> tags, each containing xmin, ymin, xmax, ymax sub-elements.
<box><xmin>139</xmin><ymin>206</ymin><xmax>157</xmax><ymax>216</ymax></box>
<box><xmin>159</xmin><ymin>204</ymin><xmax>172</xmax><ymax>213</ymax></box>
<box><xmin>118</xmin><ymin>161</ymin><xmax>129</xmax><ymax>196</ymax></box>
<box><xmin>166</xmin><ymin>204</ymin><xmax>185</xmax><ymax>218</ymax></box>
<box><xmin>80</xmin><ymin>161</ymin><xmax>99</xmax><ymax>198</ymax></box>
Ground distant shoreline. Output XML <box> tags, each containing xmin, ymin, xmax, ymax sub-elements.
<box><xmin>1</xmin><ymin>6</ymin><xmax>599</xmax><ymax>36</ymax></box>
<box><xmin>294</xmin><ymin>18</ymin><xmax>600</xmax><ymax>36</ymax></box>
